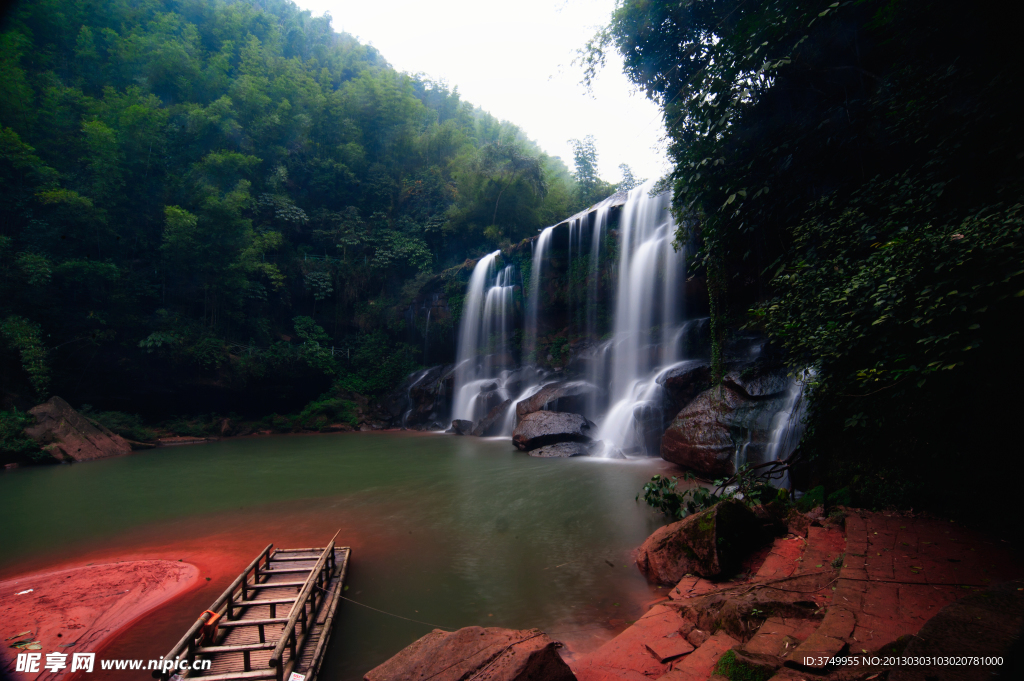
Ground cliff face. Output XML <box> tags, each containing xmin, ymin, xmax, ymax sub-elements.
<box><xmin>25</xmin><ymin>396</ymin><xmax>132</xmax><ymax>462</ymax></box>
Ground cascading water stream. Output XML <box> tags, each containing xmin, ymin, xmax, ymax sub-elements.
<box><xmin>525</xmin><ymin>226</ymin><xmax>554</xmax><ymax>363</ymax></box>
<box><xmin>452</xmin><ymin>252</ymin><xmax>521</xmax><ymax>422</ymax></box>
<box><xmin>597</xmin><ymin>181</ymin><xmax>687</xmax><ymax>454</ymax></box>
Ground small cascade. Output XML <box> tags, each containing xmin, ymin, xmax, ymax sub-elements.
<box><xmin>761</xmin><ymin>371</ymin><xmax>812</xmax><ymax>487</ymax></box>
<box><xmin>401</xmin><ymin>368</ymin><xmax>433</xmax><ymax>428</ymax></box>
<box><xmin>423</xmin><ymin>308</ymin><xmax>431</xmax><ymax>363</ymax></box>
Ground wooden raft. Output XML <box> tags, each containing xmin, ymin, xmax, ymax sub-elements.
<box><xmin>155</xmin><ymin>532</ymin><xmax>349</xmax><ymax>681</ymax></box>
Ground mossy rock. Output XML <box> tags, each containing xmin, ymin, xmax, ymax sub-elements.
<box><xmin>827</xmin><ymin>486</ymin><xmax>852</xmax><ymax>507</ymax></box>
<box><xmin>713</xmin><ymin>649</ymin><xmax>779</xmax><ymax>681</ymax></box>
<box><xmin>796</xmin><ymin>485</ymin><xmax>825</xmax><ymax>512</ymax></box>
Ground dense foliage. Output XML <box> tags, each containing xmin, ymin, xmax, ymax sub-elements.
<box><xmin>593</xmin><ymin>0</ymin><xmax>1024</xmax><ymax>518</ymax></box>
<box><xmin>0</xmin><ymin>0</ymin><xmax>613</xmax><ymax>416</ymax></box>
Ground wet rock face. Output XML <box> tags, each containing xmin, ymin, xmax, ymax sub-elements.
<box><xmin>385</xmin><ymin>364</ymin><xmax>456</xmax><ymax>428</ymax></box>
<box><xmin>363</xmin><ymin>626</ymin><xmax>575</xmax><ymax>681</ymax></box>
<box><xmin>635</xmin><ymin>499</ymin><xmax>764</xmax><ymax>585</ymax></box>
<box><xmin>472</xmin><ymin>399</ymin><xmax>512</xmax><ymax>437</ymax></box>
<box><xmin>511</xmin><ymin>411</ymin><xmax>597</xmax><ymax>451</ymax></box>
<box><xmin>515</xmin><ymin>381</ymin><xmax>600</xmax><ymax>418</ymax></box>
<box><xmin>660</xmin><ymin>380</ymin><xmax>790</xmax><ymax>478</ymax></box>
<box><xmin>25</xmin><ymin>396</ymin><xmax>133</xmax><ymax>462</ymax></box>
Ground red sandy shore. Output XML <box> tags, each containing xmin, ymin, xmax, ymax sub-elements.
<box><xmin>0</xmin><ymin>561</ymin><xmax>199</xmax><ymax>681</ymax></box>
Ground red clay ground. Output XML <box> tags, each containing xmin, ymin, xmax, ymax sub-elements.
<box><xmin>0</xmin><ymin>561</ymin><xmax>198</xmax><ymax>681</ymax></box>
<box><xmin>563</xmin><ymin>509</ymin><xmax>1024</xmax><ymax>681</ymax></box>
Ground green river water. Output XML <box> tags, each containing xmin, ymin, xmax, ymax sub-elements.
<box><xmin>0</xmin><ymin>432</ymin><xmax>675</xmax><ymax>679</ymax></box>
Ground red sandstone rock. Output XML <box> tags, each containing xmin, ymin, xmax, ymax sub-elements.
<box><xmin>575</xmin><ymin>604</ymin><xmax>689</xmax><ymax>679</ymax></box>
<box><xmin>635</xmin><ymin>499</ymin><xmax>764</xmax><ymax>585</ymax></box>
<box><xmin>363</xmin><ymin>626</ymin><xmax>575</xmax><ymax>681</ymax></box>
<box><xmin>661</xmin><ymin>631</ymin><xmax>739</xmax><ymax>681</ymax></box>
<box><xmin>24</xmin><ymin>396</ymin><xmax>132</xmax><ymax>462</ymax></box>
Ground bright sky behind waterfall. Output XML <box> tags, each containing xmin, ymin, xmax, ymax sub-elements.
<box><xmin>294</xmin><ymin>0</ymin><xmax>670</xmax><ymax>185</ymax></box>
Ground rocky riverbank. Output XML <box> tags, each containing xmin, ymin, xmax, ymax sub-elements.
<box><xmin>366</xmin><ymin>505</ymin><xmax>1024</xmax><ymax>681</ymax></box>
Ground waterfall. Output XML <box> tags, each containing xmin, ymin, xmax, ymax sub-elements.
<box><xmin>762</xmin><ymin>370</ymin><xmax>812</xmax><ymax>487</ymax></box>
<box><xmin>452</xmin><ymin>252</ymin><xmax>518</xmax><ymax>422</ymax></box>
<box><xmin>439</xmin><ymin>181</ymin><xmax>808</xmax><ymax>468</ymax></box>
<box><xmin>524</xmin><ymin>226</ymin><xmax>554</xmax><ymax>362</ymax></box>
<box><xmin>597</xmin><ymin>181</ymin><xmax>686</xmax><ymax>454</ymax></box>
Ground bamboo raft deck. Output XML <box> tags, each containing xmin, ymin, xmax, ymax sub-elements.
<box><xmin>155</xmin><ymin>532</ymin><xmax>349</xmax><ymax>681</ymax></box>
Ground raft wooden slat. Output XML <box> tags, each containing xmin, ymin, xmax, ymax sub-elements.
<box><xmin>218</xmin><ymin>618</ymin><xmax>289</xmax><ymax>628</ymax></box>
<box><xmin>154</xmin><ymin>533</ymin><xmax>349</xmax><ymax>681</ymax></box>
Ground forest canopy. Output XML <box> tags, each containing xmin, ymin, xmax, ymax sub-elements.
<box><xmin>0</xmin><ymin>0</ymin><xmax>612</xmax><ymax>413</ymax></box>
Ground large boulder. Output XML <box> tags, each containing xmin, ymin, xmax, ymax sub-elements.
<box><xmin>25</xmin><ymin>397</ymin><xmax>132</xmax><ymax>462</ymax></box>
<box><xmin>364</xmin><ymin>626</ymin><xmax>575</xmax><ymax>681</ymax></box>
<box><xmin>512</xmin><ymin>411</ymin><xmax>596</xmax><ymax>451</ymax></box>
<box><xmin>660</xmin><ymin>381</ymin><xmax>791</xmax><ymax>477</ymax></box>
<box><xmin>635</xmin><ymin>499</ymin><xmax>764</xmax><ymax>585</ymax></box>
<box><xmin>515</xmin><ymin>381</ymin><xmax>600</xmax><ymax>418</ymax></box>
<box><xmin>472</xmin><ymin>399</ymin><xmax>512</xmax><ymax>437</ymax></box>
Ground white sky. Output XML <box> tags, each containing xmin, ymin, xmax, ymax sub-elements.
<box><xmin>293</xmin><ymin>0</ymin><xmax>670</xmax><ymax>184</ymax></box>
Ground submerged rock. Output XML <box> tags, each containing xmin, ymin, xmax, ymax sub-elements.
<box><xmin>511</xmin><ymin>411</ymin><xmax>596</xmax><ymax>451</ymax></box>
<box><xmin>515</xmin><ymin>380</ymin><xmax>600</xmax><ymax>418</ymax></box>
<box><xmin>363</xmin><ymin>626</ymin><xmax>575</xmax><ymax>681</ymax></box>
<box><xmin>635</xmin><ymin>499</ymin><xmax>764</xmax><ymax>585</ymax></box>
<box><xmin>472</xmin><ymin>399</ymin><xmax>512</xmax><ymax>437</ymax></box>
<box><xmin>529</xmin><ymin>442</ymin><xmax>592</xmax><ymax>458</ymax></box>
<box><xmin>25</xmin><ymin>396</ymin><xmax>132</xmax><ymax>462</ymax></box>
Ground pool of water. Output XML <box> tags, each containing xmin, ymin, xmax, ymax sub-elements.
<box><xmin>0</xmin><ymin>432</ymin><xmax>679</xmax><ymax>679</ymax></box>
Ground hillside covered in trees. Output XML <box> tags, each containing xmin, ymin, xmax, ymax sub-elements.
<box><xmin>0</xmin><ymin>0</ymin><xmax>620</xmax><ymax>424</ymax></box>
